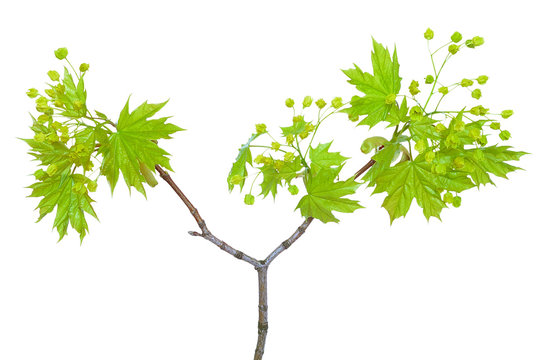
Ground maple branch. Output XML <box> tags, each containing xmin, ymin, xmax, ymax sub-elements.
<box><xmin>155</xmin><ymin>165</ymin><xmax>261</xmax><ymax>269</ymax></box>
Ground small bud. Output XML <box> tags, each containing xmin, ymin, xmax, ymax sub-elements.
<box><xmin>499</xmin><ymin>130</ymin><xmax>511</xmax><ymax>141</ymax></box>
<box><xmin>425</xmin><ymin>75</ymin><xmax>434</xmax><ymax>84</ymax></box>
<box><xmin>471</xmin><ymin>89</ymin><xmax>482</xmax><ymax>100</ymax></box>
<box><xmin>26</xmin><ymin>88</ymin><xmax>39</xmax><ymax>98</ymax></box>
<box><xmin>299</xmin><ymin>131</ymin><xmax>309</xmax><ymax>139</ymax></box>
<box><xmin>448</xmin><ymin>44</ymin><xmax>460</xmax><ymax>55</ymax></box>
<box><xmin>385</xmin><ymin>93</ymin><xmax>396</xmax><ymax>104</ymax></box>
<box><xmin>54</xmin><ymin>47</ymin><xmax>68</xmax><ymax>60</ymax></box>
<box><xmin>409</xmin><ymin>80</ymin><xmax>420</xmax><ymax>96</ymax></box>
<box><xmin>315</xmin><ymin>99</ymin><xmax>326</xmax><ymax>109</ymax></box>
<box><xmin>51</xmin><ymin>121</ymin><xmax>62</xmax><ymax>130</ymax></box>
<box><xmin>438</xmin><ymin>86</ymin><xmax>449</xmax><ymax>95</ymax></box>
<box><xmin>73</xmin><ymin>100</ymin><xmax>84</xmax><ymax>111</ymax></box>
<box><xmin>304</xmin><ymin>123</ymin><xmax>315</xmax><ymax>132</ymax></box>
<box><xmin>501</xmin><ymin>110</ymin><xmax>514</xmax><ymax>119</ymax></box>
<box><xmin>469</xmin><ymin>105</ymin><xmax>489</xmax><ymax>116</ymax></box>
<box><xmin>414</xmin><ymin>139</ymin><xmax>427</xmax><ymax>153</ymax></box>
<box><xmin>44</xmin><ymin>89</ymin><xmax>56</xmax><ymax>98</ymax></box>
<box><xmin>87</xmin><ymin>180</ymin><xmax>98</xmax><ymax>192</ymax></box>
<box><xmin>292</xmin><ymin>115</ymin><xmax>304</xmax><ymax>123</ymax></box>
<box><xmin>348</xmin><ymin>113</ymin><xmax>359</xmax><ymax>122</ymax></box>
<box><xmin>453</xmin><ymin>157</ymin><xmax>465</xmax><ymax>169</ymax></box>
<box><xmin>34</xmin><ymin>133</ymin><xmax>46</xmax><ymax>142</ymax></box>
<box><xmin>255</xmin><ymin>155</ymin><xmax>266</xmax><ymax>164</ymax></box>
<box><xmin>271</xmin><ymin>142</ymin><xmax>281</xmax><ymax>151</ymax></box>
<box><xmin>435</xmin><ymin>123</ymin><xmax>447</xmax><ymax>132</ymax></box>
<box><xmin>302</xmin><ymin>96</ymin><xmax>313</xmax><ymax>108</ymax></box>
<box><xmin>72</xmin><ymin>182</ymin><xmax>87</xmax><ymax>194</ymax></box>
<box><xmin>445</xmin><ymin>133</ymin><xmax>459</xmax><ymax>148</ymax></box>
<box><xmin>451</xmin><ymin>31</ymin><xmax>462</xmax><ymax>43</ymax></box>
<box><xmin>433</xmin><ymin>163</ymin><xmax>447</xmax><ymax>175</ymax></box>
<box><xmin>47</xmin><ymin>70</ymin><xmax>60</xmax><ymax>81</ymax></box>
<box><xmin>468</xmin><ymin>128</ymin><xmax>481</xmax><ymax>140</ymax></box>
<box><xmin>477</xmin><ymin>135</ymin><xmax>488</xmax><ymax>146</ymax></box>
<box><xmin>409</xmin><ymin>106</ymin><xmax>423</xmax><ymax>121</ymax></box>
<box><xmin>288</xmin><ymin>184</ymin><xmax>299</xmax><ymax>195</ymax></box>
<box><xmin>460</xmin><ymin>78</ymin><xmax>474</xmax><ymax>87</ymax></box>
<box><xmin>425</xmin><ymin>151</ymin><xmax>436</xmax><ymax>163</ymax></box>
<box><xmin>54</xmin><ymin>100</ymin><xmax>64</xmax><ymax>108</ymax></box>
<box><xmin>452</xmin><ymin>196</ymin><xmax>462</xmax><ymax>208</ymax></box>
<box><xmin>477</xmin><ymin>75</ymin><xmax>489</xmax><ymax>85</ymax></box>
<box><xmin>490</xmin><ymin>122</ymin><xmax>501</xmax><ymax>130</ymax></box>
<box><xmin>56</xmin><ymin>84</ymin><xmax>65</xmax><ymax>94</ymax></box>
<box><xmin>255</xmin><ymin>123</ymin><xmax>267</xmax><ymax>134</ymax></box>
<box><xmin>331</xmin><ymin>97</ymin><xmax>343</xmax><ymax>109</ymax></box>
<box><xmin>285</xmin><ymin>98</ymin><xmax>295</xmax><ymax>108</ymax></box>
<box><xmin>46</xmin><ymin>132</ymin><xmax>59</xmax><ymax>143</ymax></box>
<box><xmin>284</xmin><ymin>152</ymin><xmax>295</xmax><ymax>162</ymax></box>
<box><xmin>424</xmin><ymin>28</ymin><xmax>434</xmax><ymax>40</ymax></box>
<box><xmin>472</xmin><ymin>36</ymin><xmax>484</xmax><ymax>47</ymax></box>
<box><xmin>60</xmin><ymin>133</ymin><xmax>70</xmax><ymax>143</ymax></box>
<box><xmin>46</xmin><ymin>163</ymin><xmax>58</xmax><ymax>176</ymax></box>
<box><xmin>37</xmin><ymin>115</ymin><xmax>51</xmax><ymax>124</ymax></box>
<box><xmin>79</xmin><ymin>63</ymin><xmax>89</xmax><ymax>72</ymax></box>
<box><xmin>443</xmin><ymin>192</ymin><xmax>454</xmax><ymax>204</ymax></box>
<box><xmin>244</xmin><ymin>194</ymin><xmax>255</xmax><ymax>205</ymax></box>
<box><xmin>34</xmin><ymin>169</ymin><xmax>47</xmax><ymax>180</ymax></box>
<box><xmin>453</xmin><ymin>120</ymin><xmax>465</xmax><ymax>131</ymax></box>
<box><xmin>229</xmin><ymin>174</ymin><xmax>244</xmax><ymax>185</ymax></box>
<box><xmin>286</xmin><ymin>135</ymin><xmax>294</xmax><ymax>145</ymax></box>
<box><xmin>274</xmin><ymin>160</ymin><xmax>284</xmax><ymax>170</ymax></box>
<box><xmin>465</xmin><ymin>39</ymin><xmax>474</xmax><ymax>48</ymax></box>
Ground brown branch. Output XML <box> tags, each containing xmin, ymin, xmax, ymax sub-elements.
<box><xmin>155</xmin><ymin>165</ymin><xmax>261</xmax><ymax>269</ymax></box>
<box><xmin>254</xmin><ymin>266</ymin><xmax>269</xmax><ymax>360</ymax></box>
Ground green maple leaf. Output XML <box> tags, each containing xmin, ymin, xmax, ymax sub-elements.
<box><xmin>28</xmin><ymin>169</ymin><xmax>98</xmax><ymax>242</ymax></box>
<box><xmin>362</xmin><ymin>142</ymin><xmax>400</xmax><ymax>186</ymax></box>
<box><xmin>342</xmin><ymin>39</ymin><xmax>401</xmax><ymax>128</ymax></box>
<box><xmin>227</xmin><ymin>133</ymin><xmax>261</xmax><ymax>191</ymax></box>
<box><xmin>309</xmin><ymin>142</ymin><xmax>348</xmax><ymax>171</ymax></box>
<box><xmin>296</xmin><ymin>167</ymin><xmax>362</xmax><ymax>223</ymax></box>
<box><xmin>373</xmin><ymin>158</ymin><xmax>447</xmax><ymax>223</ymax></box>
<box><xmin>57</xmin><ymin>68</ymin><xmax>87</xmax><ymax>118</ymax></box>
<box><xmin>281</xmin><ymin>121</ymin><xmax>308</xmax><ymax>137</ymax></box>
<box><xmin>464</xmin><ymin>146</ymin><xmax>527</xmax><ymax>186</ymax></box>
<box><xmin>100</xmin><ymin>98</ymin><xmax>183</xmax><ymax>195</ymax></box>
<box><xmin>410</xmin><ymin>116</ymin><xmax>440</xmax><ymax>141</ymax></box>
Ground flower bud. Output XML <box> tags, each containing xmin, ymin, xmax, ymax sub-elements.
<box><xmin>453</xmin><ymin>157</ymin><xmax>465</xmax><ymax>169</ymax></box>
<box><xmin>452</xmin><ymin>196</ymin><xmax>462</xmax><ymax>208</ymax></box>
<box><xmin>254</xmin><ymin>155</ymin><xmax>266</xmax><ymax>164</ymax></box>
<box><xmin>284</xmin><ymin>152</ymin><xmax>295</xmax><ymax>162</ymax></box>
<box><xmin>499</xmin><ymin>130</ymin><xmax>511</xmax><ymax>141</ymax></box>
<box><xmin>37</xmin><ymin>115</ymin><xmax>51</xmax><ymax>124</ymax></box>
<box><xmin>471</xmin><ymin>89</ymin><xmax>482</xmax><ymax>99</ymax></box>
<box><xmin>435</xmin><ymin>123</ymin><xmax>447</xmax><ymax>132</ymax></box>
<box><xmin>292</xmin><ymin>115</ymin><xmax>304</xmax><ymax>123</ymax></box>
<box><xmin>285</xmin><ymin>98</ymin><xmax>295</xmax><ymax>108</ymax></box>
<box><xmin>438</xmin><ymin>86</ymin><xmax>449</xmax><ymax>95</ymax></box>
<box><xmin>331</xmin><ymin>97</ymin><xmax>343</xmax><ymax>109</ymax></box>
<box><xmin>477</xmin><ymin>135</ymin><xmax>488</xmax><ymax>146</ymax></box>
<box><xmin>47</xmin><ymin>70</ymin><xmax>60</xmax><ymax>81</ymax></box>
<box><xmin>73</xmin><ymin>100</ymin><xmax>84</xmax><ymax>111</ymax></box>
<box><xmin>34</xmin><ymin>133</ymin><xmax>46</xmax><ymax>142</ymax></box>
<box><xmin>54</xmin><ymin>47</ymin><xmax>68</xmax><ymax>60</ymax></box>
<box><xmin>46</xmin><ymin>163</ymin><xmax>58</xmax><ymax>176</ymax></box>
<box><xmin>286</xmin><ymin>135</ymin><xmax>294</xmax><ymax>145</ymax></box>
<box><xmin>460</xmin><ymin>78</ymin><xmax>474</xmax><ymax>87</ymax></box>
<box><xmin>34</xmin><ymin>169</ymin><xmax>47</xmax><ymax>180</ymax></box>
<box><xmin>414</xmin><ymin>139</ymin><xmax>427</xmax><ymax>153</ymax></box>
<box><xmin>453</xmin><ymin>120</ymin><xmax>465</xmax><ymax>131</ymax></box>
<box><xmin>425</xmin><ymin>75</ymin><xmax>434</xmax><ymax>84</ymax></box>
<box><xmin>425</xmin><ymin>151</ymin><xmax>436</xmax><ymax>163</ymax></box>
<box><xmin>315</xmin><ymin>99</ymin><xmax>326</xmax><ymax>109</ymax></box>
<box><xmin>448</xmin><ymin>44</ymin><xmax>460</xmax><ymax>55</ymax></box>
<box><xmin>45</xmin><ymin>89</ymin><xmax>56</xmax><ymax>98</ymax></box>
<box><xmin>299</xmin><ymin>131</ymin><xmax>309</xmax><ymax>139</ymax></box>
<box><xmin>288</xmin><ymin>185</ymin><xmax>299</xmax><ymax>195</ymax></box>
<box><xmin>424</xmin><ymin>28</ymin><xmax>434</xmax><ymax>40</ymax></box>
<box><xmin>445</xmin><ymin>133</ymin><xmax>459</xmax><ymax>148</ymax></box>
<box><xmin>468</xmin><ymin>128</ymin><xmax>481</xmax><ymax>140</ymax></box>
<box><xmin>385</xmin><ymin>93</ymin><xmax>396</xmax><ymax>104</ymax></box>
<box><xmin>348</xmin><ymin>113</ymin><xmax>359</xmax><ymax>122</ymax></box>
<box><xmin>477</xmin><ymin>75</ymin><xmax>488</xmax><ymax>85</ymax></box>
<box><xmin>255</xmin><ymin>123</ymin><xmax>267</xmax><ymax>134</ymax></box>
<box><xmin>79</xmin><ymin>63</ymin><xmax>89</xmax><ymax>72</ymax></box>
<box><xmin>271</xmin><ymin>142</ymin><xmax>281</xmax><ymax>151</ymax></box>
<box><xmin>451</xmin><ymin>31</ymin><xmax>462</xmax><ymax>43</ymax></box>
<box><xmin>443</xmin><ymin>192</ymin><xmax>454</xmax><ymax>204</ymax></box>
<box><xmin>409</xmin><ymin>80</ymin><xmax>420</xmax><ymax>96</ymax></box>
<box><xmin>46</xmin><ymin>132</ymin><xmax>59</xmax><ymax>143</ymax></box>
<box><xmin>27</xmin><ymin>88</ymin><xmax>39</xmax><ymax>98</ymax></box>
<box><xmin>229</xmin><ymin>174</ymin><xmax>244</xmax><ymax>185</ymax></box>
<box><xmin>433</xmin><ymin>163</ymin><xmax>447</xmax><ymax>175</ymax></box>
<box><xmin>244</xmin><ymin>194</ymin><xmax>255</xmax><ymax>205</ymax></box>
<box><xmin>409</xmin><ymin>106</ymin><xmax>423</xmax><ymax>121</ymax></box>
<box><xmin>501</xmin><ymin>110</ymin><xmax>514</xmax><ymax>119</ymax></box>
<box><xmin>490</xmin><ymin>122</ymin><xmax>500</xmax><ymax>130</ymax></box>
<box><xmin>472</xmin><ymin>36</ymin><xmax>484</xmax><ymax>47</ymax></box>
<box><xmin>302</xmin><ymin>96</ymin><xmax>313</xmax><ymax>108</ymax></box>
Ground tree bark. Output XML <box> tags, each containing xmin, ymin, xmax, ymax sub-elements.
<box><xmin>254</xmin><ymin>266</ymin><xmax>269</xmax><ymax>360</ymax></box>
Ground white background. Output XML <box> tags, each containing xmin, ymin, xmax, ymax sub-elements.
<box><xmin>1</xmin><ymin>1</ymin><xmax>543</xmax><ymax>359</ymax></box>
